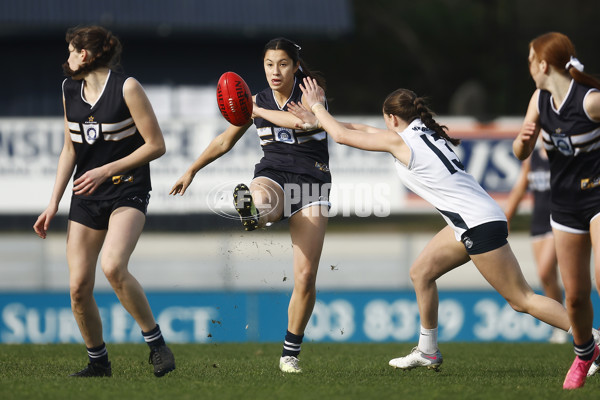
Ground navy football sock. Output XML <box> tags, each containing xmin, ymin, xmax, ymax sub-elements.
<box><xmin>281</xmin><ymin>330</ymin><xmax>303</xmax><ymax>358</ymax></box>
<box><xmin>87</xmin><ymin>343</ymin><xmax>109</xmax><ymax>366</ymax></box>
<box><xmin>142</xmin><ymin>324</ymin><xmax>166</xmax><ymax>349</ymax></box>
<box><xmin>574</xmin><ymin>336</ymin><xmax>596</xmax><ymax>360</ymax></box>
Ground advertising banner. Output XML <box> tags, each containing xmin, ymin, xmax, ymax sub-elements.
<box><xmin>0</xmin><ymin>290</ymin><xmax>586</xmax><ymax>344</ymax></box>
<box><xmin>0</xmin><ymin>116</ymin><xmax>525</xmax><ymax>216</ymax></box>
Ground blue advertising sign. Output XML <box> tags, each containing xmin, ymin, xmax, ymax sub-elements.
<box><xmin>1</xmin><ymin>291</ymin><xmax>590</xmax><ymax>344</ymax></box>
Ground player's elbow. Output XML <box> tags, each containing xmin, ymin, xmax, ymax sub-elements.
<box><xmin>328</xmin><ymin>130</ymin><xmax>345</xmax><ymax>145</ymax></box>
<box><xmin>155</xmin><ymin>139</ymin><xmax>167</xmax><ymax>157</ymax></box>
<box><xmin>214</xmin><ymin>134</ymin><xmax>237</xmax><ymax>154</ymax></box>
<box><xmin>149</xmin><ymin>140</ymin><xmax>166</xmax><ymax>160</ymax></box>
<box><xmin>335</xmin><ymin>134</ymin><xmax>351</xmax><ymax>147</ymax></box>
<box><xmin>157</xmin><ymin>143</ymin><xmax>166</xmax><ymax>158</ymax></box>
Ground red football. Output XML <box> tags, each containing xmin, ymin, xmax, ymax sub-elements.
<box><xmin>216</xmin><ymin>72</ymin><xmax>253</xmax><ymax>126</ymax></box>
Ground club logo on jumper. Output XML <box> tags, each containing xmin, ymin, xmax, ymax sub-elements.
<box><xmin>273</xmin><ymin>128</ymin><xmax>295</xmax><ymax>144</ymax></box>
<box><xmin>551</xmin><ymin>131</ymin><xmax>573</xmax><ymax>156</ymax></box>
<box><xmin>83</xmin><ymin>116</ymin><xmax>100</xmax><ymax>145</ymax></box>
<box><xmin>462</xmin><ymin>236</ymin><xmax>473</xmax><ymax>250</ymax></box>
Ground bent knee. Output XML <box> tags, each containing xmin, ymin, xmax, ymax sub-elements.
<box><xmin>294</xmin><ymin>268</ymin><xmax>318</xmax><ymax>289</ymax></box>
<box><xmin>409</xmin><ymin>263</ymin><xmax>438</xmax><ymax>285</ymax></box>
<box><xmin>100</xmin><ymin>251</ymin><xmax>129</xmax><ymax>280</ymax></box>
<box><xmin>101</xmin><ymin>261</ymin><xmax>127</xmax><ymax>287</ymax></box>
<box><xmin>565</xmin><ymin>294</ymin><xmax>591</xmax><ymax>310</ymax></box>
<box><xmin>70</xmin><ymin>281</ymin><xmax>94</xmax><ymax>306</ymax></box>
<box><xmin>538</xmin><ymin>270</ymin><xmax>558</xmax><ymax>286</ymax></box>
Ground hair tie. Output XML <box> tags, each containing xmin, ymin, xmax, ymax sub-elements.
<box><xmin>293</xmin><ymin>42</ymin><xmax>301</xmax><ymax>51</ymax></box>
<box><xmin>565</xmin><ymin>56</ymin><xmax>584</xmax><ymax>72</ymax></box>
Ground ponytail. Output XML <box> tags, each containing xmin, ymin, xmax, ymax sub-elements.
<box><xmin>383</xmin><ymin>88</ymin><xmax>460</xmax><ymax>146</ymax></box>
<box><xmin>531</xmin><ymin>32</ymin><xmax>600</xmax><ymax>91</ymax></box>
<box><xmin>569</xmin><ymin>66</ymin><xmax>600</xmax><ymax>91</ymax></box>
<box><xmin>414</xmin><ymin>98</ymin><xmax>460</xmax><ymax>146</ymax></box>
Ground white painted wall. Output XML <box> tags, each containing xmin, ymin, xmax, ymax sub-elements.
<box><xmin>0</xmin><ymin>230</ymin><xmax>560</xmax><ymax>292</ymax></box>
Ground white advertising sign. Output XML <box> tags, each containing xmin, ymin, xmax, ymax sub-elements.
<box><xmin>0</xmin><ymin>116</ymin><xmax>521</xmax><ymax>216</ymax></box>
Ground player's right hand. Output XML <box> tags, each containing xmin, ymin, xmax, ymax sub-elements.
<box><xmin>519</xmin><ymin>121</ymin><xmax>537</xmax><ymax>141</ymax></box>
<box><xmin>33</xmin><ymin>206</ymin><xmax>58</xmax><ymax>239</ymax></box>
<box><xmin>169</xmin><ymin>173</ymin><xmax>194</xmax><ymax>196</ymax></box>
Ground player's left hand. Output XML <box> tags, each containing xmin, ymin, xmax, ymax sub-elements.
<box><xmin>288</xmin><ymin>101</ymin><xmax>319</xmax><ymax>130</ymax></box>
<box><xmin>299</xmin><ymin>77</ymin><xmax>325</xmax><ymax>109</ymax></box>
<box><xmin>73</xmin><ymin>167</ymin><xmax>108</xmax><ymax>196</ymax></box>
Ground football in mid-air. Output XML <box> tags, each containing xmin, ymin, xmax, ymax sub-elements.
<box><xmin>216</xmin><ymin>71</ymin><xmax>253</xmax><ymax>126</ymax></box>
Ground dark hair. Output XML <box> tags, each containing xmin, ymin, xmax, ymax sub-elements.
<box><xmin>263</xmin><ymin>37</ymin><xmax>326</xmax><ymax>91</ymax></box>
<box><xmin>63</xmin><ymin>25</ymin><xmax>122</xmax><ymax>77</ymax></box>
<box><xmin>530</xmin><ymin>32</ymin><xmax>600</xmax><ymax>90</ymax></box>
<box><xmin>383</xmin><ymin>89</ymin><xmax>459</xmax><ymax>146</ymax></box>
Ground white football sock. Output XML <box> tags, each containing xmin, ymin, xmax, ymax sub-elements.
<box><xmin>418</xmin><ymin>325</ymin><xmax>438</xmax><ymax>354</ymax></box>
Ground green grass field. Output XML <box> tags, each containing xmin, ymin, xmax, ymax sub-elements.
<box><xmin>1</xmin><ymin>342</ymin><xmax>598</xmax><ymax>400</ymax></box>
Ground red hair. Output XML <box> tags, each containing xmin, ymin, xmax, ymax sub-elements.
<box><xmin>530</xmin><ymin>32</ymin><xmax>600</xmax><ymax>90</ymax></box>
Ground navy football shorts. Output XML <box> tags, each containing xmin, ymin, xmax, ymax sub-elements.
<box><xmin>550</xmin><ymin>205</ymin><xmax>600</xmax><ymax>234</ymax></box>
<box><xmin>254</xmin><ymin>168</ymin><xmax>330</xmax><ymax>218</ymax></box>
<box><xmin>69</xmin><ymin>192</ymin><xmax>150</xmax><ymax>230</ymax></box>
<box><xmin>460</xmin><ymin>221</ymin><xmax>508</xmax><ymax>255</ymax></box>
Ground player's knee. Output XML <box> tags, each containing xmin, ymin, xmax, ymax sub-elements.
<box><xmin>294</xmin><ymin>266</ymin><xmax>317</xmax><ymax>289</ymax></box>
<box><xmin>565</xmin><ymin>293</ymin><xmax>590</xmax><ymax>310</ymax></box>
<box><xmin>101</xmin><ymin>260</ymin><xmax>126</xmax><ymax>287</ymax></box>
<box><xmin>409</xmin><ymin>262</ymin><xmax>436</xmax><ymax>285</ymax></box>
<box><xmin>506</xmin><ymin>300</ymin><xmax>527</xmax><ymax>314</ymax></box>
<box><xmin>408</xmin><ymin>266</ymin><xmax>420</xmax><ymax>284</ymax></box>
<box><xmin>69</xmin><ymin>281</ymin><xmax>93</xmax><ymax>308</ymax></box>
<box><xmin>538</xmin><ymin>268</ymin><xmax>558</xmax><ymax>287</ymax></box>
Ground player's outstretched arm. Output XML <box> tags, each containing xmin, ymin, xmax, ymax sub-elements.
<box><xmin>298</xmin><ymin>77</ymin><xmax>403</xmax><ymax>155</ymax></box>
<box><xmin>169</xmin><ymin>122</ymin><xmax>250</xmax><ymax>196</ymax></box>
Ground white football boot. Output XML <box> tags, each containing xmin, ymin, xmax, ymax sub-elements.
<box><xmin>548</xmin><ymin>327</ymin><xmax>568</xmax><ymax>344</ymax></box>
<box><xmin>389</xmin><ymin>347</ymin><xmax>443</xmax><ymax>371</ymax></box>
<box><xmin>279</xmin><ymin>356</ymin><xmax>302</xmax><ymax>373</ymax></box>
<box><xmin>588</xmin><ymin>328</ymin><xmax>600</xmax><ymax>377</ymax></box>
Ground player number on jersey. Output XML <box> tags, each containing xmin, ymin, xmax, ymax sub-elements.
<box><xmin>420</xmin><ymin>133</ymin><xmax>465</xmax><ymax>174</ymax></box>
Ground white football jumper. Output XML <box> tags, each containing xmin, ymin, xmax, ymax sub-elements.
<box><xmin>394</xmin><ymin>119</ymin><xmax>507</xmax><ymax>241</ymax></box>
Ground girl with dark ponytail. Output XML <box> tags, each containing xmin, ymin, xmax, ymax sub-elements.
<box><xmin>383</xmin><ymin>88</ymin><xmax>459</xmax><ymax>146</ymax></box>
<box><xmin>291</xmin><ymin>77</ymin><xmax>574</xmax><ymax>375</ymax></box>
<box><xmin>171</xmin><ymin>37</ymin><xmax>331</xmax><ymax>374</ymax></box>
